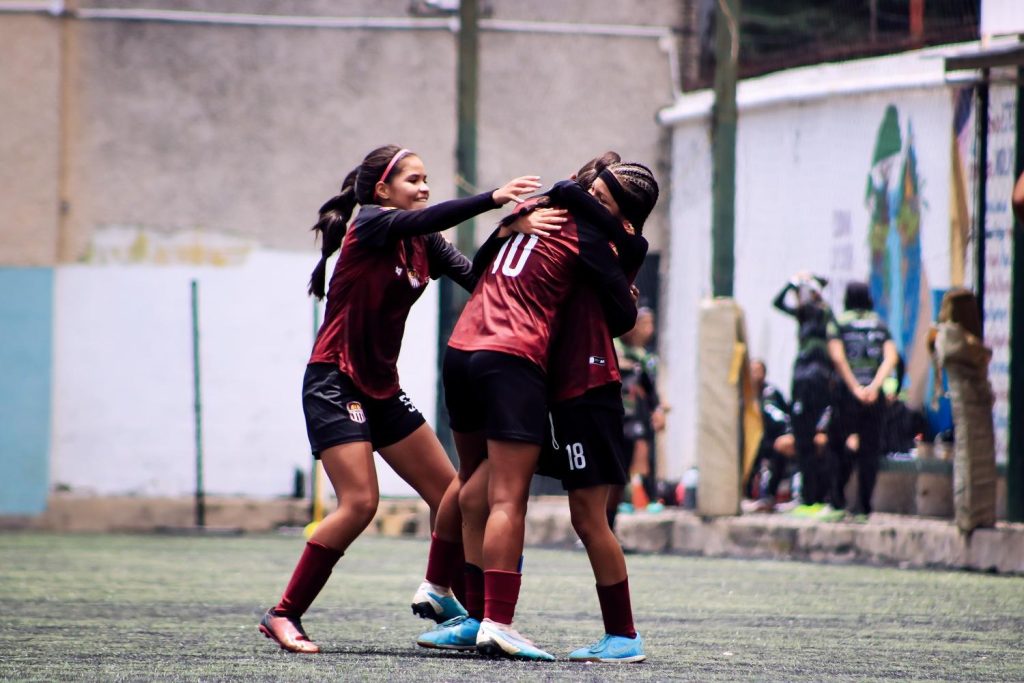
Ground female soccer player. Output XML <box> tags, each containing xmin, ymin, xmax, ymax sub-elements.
<box><xmin>258</xmin><ymin>145</ymin><xmax>539</xmax><ymax>653</ymax></box>
<box><xmin>417</xmin><ymin>158</ymin><xmax>658</xmax><ymax>663</ymax></box>
<box><xmin>436</xmin><ymin>160</ymin><xmax>643</xmax><ymax>661</ymax></box>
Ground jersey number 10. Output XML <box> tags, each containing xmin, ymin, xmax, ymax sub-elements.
<box><xmin>491</xmin><ymin>234</ymin><xmax>540</xmax><ymax>277</ymax></box>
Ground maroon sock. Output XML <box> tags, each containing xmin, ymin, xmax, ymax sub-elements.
<box><xmin>424</xmin><ymin>533</ymin><xmax>464</xmax><ymax>596</ymax></box>
<box><xmin>273</xmin><ymin>541</ymin><xmax>344</xmax><ymax>618</ymax></box>
<box><xmin>483</xmin><ymin>569</ymin><xmax>522</xmax><ymax>625</ymax></box>
<box><xmin>464</xmin><ymin>564</ymin><xmax>485</xmax><ymax>620</ymax></box>
<box><xmin>596</xmin><ymin>578</ymin><xmax>637</xmax><ymax>638</ymax></box>
<box><xmin>449</xmin><ymin>543</ymin><xmax>467</xmax><ymax>605</ymax></box>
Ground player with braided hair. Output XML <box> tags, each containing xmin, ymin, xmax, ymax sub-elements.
<box><xmin>417</xmin><ymin>157</ymin><xmax>658</xmax><ymax>662</ymax></box>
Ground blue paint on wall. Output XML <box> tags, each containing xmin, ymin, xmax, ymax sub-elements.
<box><xmin>0</xmin><ymin>268</ymin><xmax>53</xmax><ymax>515</ymax></box>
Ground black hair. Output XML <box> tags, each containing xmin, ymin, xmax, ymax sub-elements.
<box><xmin>308</xmin><ymin>144</ymin><xmax>410</xmax><ymax>298</ymax></box>
<box><xmin>575</xmin><ymin>151</ymin><xmax>621</xmax><ymax>190</ymax></box>
<box><xmin>844</xmin><ymin>280</ymin><xmax>874</xmax><ymax>311</ymax></box>
<box><xmin>601</xmin><ymin>162</ymin><xmax>659</xmax><ymax>233</ymax></box>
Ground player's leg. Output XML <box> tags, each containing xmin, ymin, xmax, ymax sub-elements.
<box><xmin>559</xmin><ymin>390</ymin><xmax>645</xmax><ymax>663</ymax></box>
<box><xmin>417</xmin><ymin>450</ymin><xmax>488</xmax><ymax>651</ymax></box>
<box><xmin>475</xmin><ymin>439</ymin><xmax>554</xmax><ymax>661</ymax></box>
<box><xmin>377</xmin><ymin>423</ymin><xmax>468</xmax><ymax>623</ymax></box>
<box><xmin>260</xmin><ymin>440</ymin><xmax>378</xmax><ymax>653</ymax></box>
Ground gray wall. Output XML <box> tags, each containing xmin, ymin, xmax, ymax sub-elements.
<box><xmin>1</xmin><ymin>0</ymin><xmax>682</xmax><ymax>264</ymax></box>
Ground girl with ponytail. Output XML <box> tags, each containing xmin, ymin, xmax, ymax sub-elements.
<box><xmin>258</xmin><ymin>144</ymin><xmax>540</xmax><ymax>654</ymax></box>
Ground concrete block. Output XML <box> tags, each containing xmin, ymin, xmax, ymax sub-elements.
<box><xmin>616</xmin><ymin>515</ymin><xmax>673</xmax><ymax>553</ymax></box>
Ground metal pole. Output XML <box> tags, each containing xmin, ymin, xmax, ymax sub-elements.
<box><xmin>711</xmin><ymin>0</ymin><xmax>740</xmax><ymax>298</ymax></box>
<box><xmin>975</xmin><ymin>72</ymin><xmax>989</xmax><ymax>336</ymax></box>
<box><xmin>190</xmin><ymin>279</ymin><xmax>205</xmax><ymax>528</ymax></box>
<box><xmin>435</xmin><ymin>0</ymin><xmax>479</xmax><ymax>462</ymax></box>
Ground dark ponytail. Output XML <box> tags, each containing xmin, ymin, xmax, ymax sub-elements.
<box><xmin>308</xmin><ymin>169</ymin><xmax>358</xmax><ymax>299</ymax></box>
<box><xmin>307</xmin><ymin>144</ymin><xmax>411</xmax><ymax>299</ymax></box>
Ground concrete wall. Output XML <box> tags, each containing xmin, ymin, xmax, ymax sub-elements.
<box><xmin>659</xmin><ymin>43</ymin><xmax>1004</xmax><ymax>478</ymax></box>
<box><xmin>0</xmin><ymin>1</ymin><xmax>683</xmax><ymax>505</ymax></box>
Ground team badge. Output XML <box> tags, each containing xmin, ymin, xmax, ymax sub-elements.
<box><xmin>395</xmin><ymin>266</ymin><xmax>403</xmax><ymax>277</ymax></box>
<box><xmin>407</xmin><ymin>268</ymin><xmax>422</xmax><ymax>289</ymax></box>
<box><xmin>588</xmin><ymin>356</ymin><xmax>607</xmax><ymax>366</ymax></box>
<box><xmin>346</xmin><ymin>401</ymin><xmax>366</xmax><ymax>423</ymax></box>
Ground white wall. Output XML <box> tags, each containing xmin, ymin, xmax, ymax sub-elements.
<box><xmin>52</xmin><ymin>245</ymin><xmax>435</xmax><ymax>498</ymax></box>
<box><xmin>661</xmin><ymin>44</ymin><xmax>968</xmax><ymax>475</ymax></box>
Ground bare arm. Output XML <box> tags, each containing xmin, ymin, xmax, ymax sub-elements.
<box><xmin>864</xmin><ymin>339</ymin><xmax>900</xmax><ymax>403</ymax></box>
<box><xmin>1013</xmin><ymin>171</ymin><xmax>1024</xmax><ymax>226</ymax></box>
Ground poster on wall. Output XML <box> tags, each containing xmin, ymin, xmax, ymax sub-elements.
<box><xmin>950</xmin><ymin>81</ymin><xmax>1016</xmax><ymax>465</ymax></box>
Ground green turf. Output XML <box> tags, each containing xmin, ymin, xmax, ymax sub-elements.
<box><xmin>0</xmin><ymin>531</ymin><xmax>1021</xmax><ymax>681</ymax></box>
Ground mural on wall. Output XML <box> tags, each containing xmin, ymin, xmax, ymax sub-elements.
<box><xmin>864</xmin><ymin>105</ymin><xmax>932</xmax><ymax>409</ymax></box>
<box><xmin>82</xmin><ymin>226</ymin><xmax>253</xmax><ymax>266</ymax></box>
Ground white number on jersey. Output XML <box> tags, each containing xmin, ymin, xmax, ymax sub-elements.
<box><xmin>491</xmin><ymin>233</ymin><xmax>540</xmax><ymax>278</ymax></box>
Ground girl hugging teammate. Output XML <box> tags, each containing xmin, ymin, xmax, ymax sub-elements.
<box><xmin>430</xmin><ymin>156</ymin><xmax>659</xmax><ymax>661</ymax></box>
<box><xmin>259</xmin><ymin>145</ymin><xmax>539</xmax><ymax>654</ymax></box>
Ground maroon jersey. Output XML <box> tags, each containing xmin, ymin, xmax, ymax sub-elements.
<box><xmin>548</xmin><ymin>232</ymin><xmax>648</xmax><ymax>403</ymax></box>
<box><xmin>448</xmin><ymin>181</ymin><xmax>636</xmax><ymax>372</ymax></box>
<box><xmin>310</xmin><ymin>191</ymin><xmax>497</xmax><ymax>399</ymax></box>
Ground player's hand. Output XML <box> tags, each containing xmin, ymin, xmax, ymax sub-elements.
<box><xmin>630</xmin><ymin>285</ymin><xmax>640</xmax><ymax>302</ymax></box>
<box><xmin>509</xmin><ymin>208</ymin><xmax>567</xmax><ymax>237</ymax></box>
<box><xmin>861</xmin><ymin>383</ymin><xmax>880</xmax><ymax>404</ymax></box>
<box><xmin>493</xmin><ymin>176</ymin><xmax>542</xmax><ymax>205</ymax></box>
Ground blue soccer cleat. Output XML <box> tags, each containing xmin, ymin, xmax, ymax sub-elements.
<box><xmin>416</xmin><ymin>615</ymin><xmax>480</xmax><ymax>651</ymax></box>
<box><xmin>411</xmin><ymin>581</ymin><xmax>468</xmax><ymax>623</ymax></box>
<box><xmin>475</xmin><ymin>618</ymin><xmax>555</xmax><ymax>661</ymax></box>
<box><xmin>568</xmin><ymin>633</ymin><xmax>646</xmax><ymax>663</ymax></box>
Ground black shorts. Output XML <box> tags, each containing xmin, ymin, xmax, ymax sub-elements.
<box><xmin>443</xmin><ymin>347</ymin><xmax>547</xmax><ymax>444</ymax></box>
<box><xmin>536</xmin><ymin>383</ymin><xmax>628</xmax><ymax>490</ymax></box>
<box><xmin>302</xmin><ymin>363</ymin><xmax>425</xmax><ymax>456</ymax></box>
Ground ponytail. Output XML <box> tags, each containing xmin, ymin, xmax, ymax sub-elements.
<box><xmin>306</xmin><ymin>144</ymin><xmax>412</xmax><ymax>298</ymax></box>
<box><xmin>308</xmin><ymin>168</ymin><xmax>358</xmax><ymax>299</ymax></box>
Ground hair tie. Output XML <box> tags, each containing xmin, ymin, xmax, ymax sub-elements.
<box><xmin>378</xmin><ymin>148</ymin><xmax>411</xmax><ymax>186</ymax></box>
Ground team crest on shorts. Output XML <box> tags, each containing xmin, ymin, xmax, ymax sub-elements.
<box><xmin>346</xmin><ymin>401</ymin><xmax>366</xmax><ymax>423</ymax></box>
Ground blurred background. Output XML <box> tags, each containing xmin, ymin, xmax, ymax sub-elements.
<box><xmin>0</xmin><ymin>1</ymin><xmax>1018</xmax><ymax>521</ymax></box>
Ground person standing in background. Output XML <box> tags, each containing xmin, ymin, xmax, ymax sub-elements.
<box><xmin>772</xmin><ymin>272</ymin><xmax>835</xmax><ymax>515</ymax></box>
<box><xmin>827</xmin><ymin>281</ymin><xmax>899</xmax><ymax>518</ymax></box>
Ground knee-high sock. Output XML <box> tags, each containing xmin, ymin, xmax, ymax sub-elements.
<box><xmin>464</xmin><ymin>563</ymin><xmax>485</xmax><ymax>620</ymax></box>
<box><xmin>273</xmin><ymin>540</ymin><xmax>343</xmax><ymax>618</ymax></box>
<box><xmin>424</xmin><ymin>533</ymin><xmax>465</xmax><ymax>600</ymax></box>
<box><xmin>483</xmin><ymin>569</ymin><xmax>522</xmax><ymax>625</ymax></box>
<box><xmin>596</xmin><ymin>578</ymin><xmax>637</xmax><ymax>638</ymax></box>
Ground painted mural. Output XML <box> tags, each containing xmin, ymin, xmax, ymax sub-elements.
<box><xmin>864</xmin><ymin>105</ymin><xmax>934</xmax><ymax>412</ymax></box>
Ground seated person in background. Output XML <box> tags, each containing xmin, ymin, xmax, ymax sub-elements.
<box><xmin>745</xmin><ymin>359</ymin><xmax>797</xmax><ymax>510</ymax></box>
<box><xmin>879</xmin><ymin>375</ymin><xmax>926</xmax><ymax>457</ymax></box>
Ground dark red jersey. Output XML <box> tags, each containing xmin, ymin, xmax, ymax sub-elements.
<box><xmin>448</xmin><ymin>181</ymin><xmax>636</xmax><ymax>372</ymax></box>
<box><xmin>310</xmin><ymin>191</ymin><xmax>497</xmax><ymax>399</ymax></box>
<box><xmin>547</xmin><ymin>232</ymin><xmax>648</xmax><ymax>403</ymax></box>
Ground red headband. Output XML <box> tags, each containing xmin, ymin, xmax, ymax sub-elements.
<box><xmin>378</xmin><ymin>148</ymin><xmax>411</xmax><ymax>186</ymax></box>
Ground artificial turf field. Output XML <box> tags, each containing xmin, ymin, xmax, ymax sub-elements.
<box><xmin>1</xmin><ymin>531</ymin><xmax>1021</xmax><ymax>682</ymax></box>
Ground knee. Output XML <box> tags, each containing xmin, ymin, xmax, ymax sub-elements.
<box><xmin>458</xmin><ymin>482</ymin><xmax>488</xmax><ymax>521</ymax></box>
<box><xmin>342</xmin><ymin>491</ymin><xmax>379</xmax><ymax>528</ymax></box>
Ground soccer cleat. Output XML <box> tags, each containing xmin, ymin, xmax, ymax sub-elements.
<box><xmin>411</xmin><ymin>580</ymin><xmax>468</xmax><ymax>623</ymax></box>
<box><xmin>569</xmin><ymin>633</ymin><xmax>646</xmax><ymax>663</ymax></box>
<box><xmin>475</xmin><ymin>618</ymin><xmax>555</xmax><ymax>661</ymax></box>
<box><xmin>416</xmin><ymin>615</ymin><xmax>480</xmax><ymax>651</ymax></box>
<box><xmin>258</xmin><ymin>610</ymin><xmax>320</xmax><ymax>654</ymax></box>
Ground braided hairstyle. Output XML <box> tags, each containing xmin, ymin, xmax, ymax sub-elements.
<box><xmin>602</xmin><ymin>161</ymin><xmax>660</xmax><ymax>234</ymax></box>
<box><xmin>308</xmin><ymin>144</ymin><xmax>411</xmax><ymax>298</ymax></box>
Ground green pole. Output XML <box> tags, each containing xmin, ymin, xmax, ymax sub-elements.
<box><xmin>311</xmin><ymin>298</ymin><xmax>321</xmax><ymax>517</ymax></box>
<box><xmin>711</xmin><ymin>0</ymin><xmax>740</xmax><ymax>298</ymax></box>
<box><xmin>435</xmin><ymin>0</ymin><xmax>479</xmax><ymax>462</ymax></box>
<box><xmin>1007</xmin><ymin>60</ymin><xmax>1024</xmax><ymax>522</ymax></box>
<box><xmin>190</xmin><ymin>279</ymin><xmax>205</xmax><ymax>528</ymax></box>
